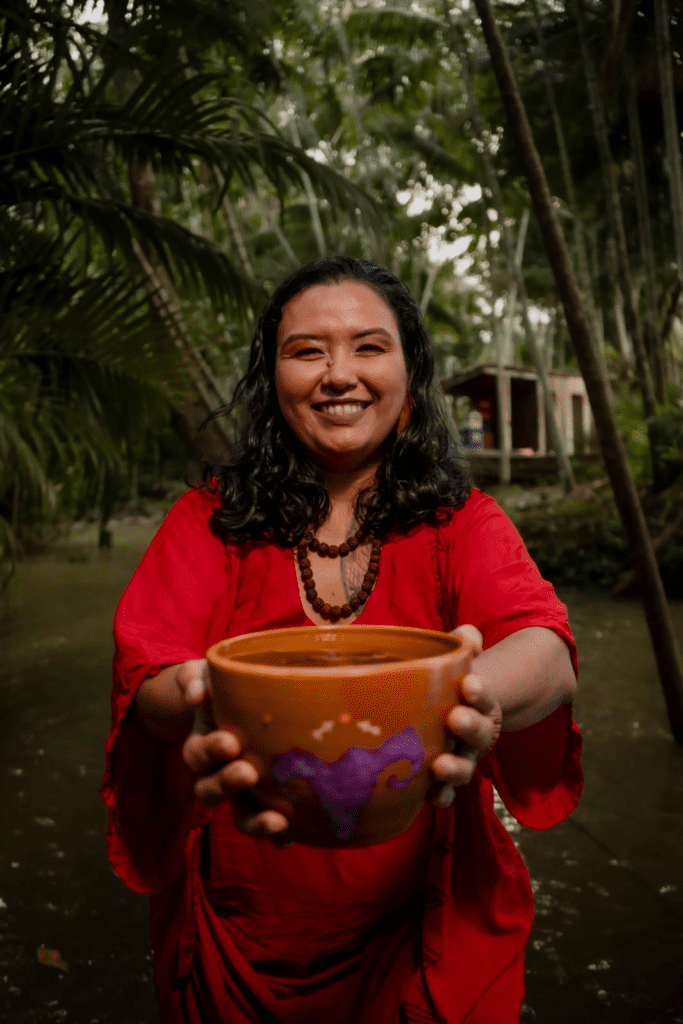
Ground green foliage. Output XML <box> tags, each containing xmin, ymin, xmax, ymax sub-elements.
<box><xmin>650</xmin><ymin>403</ymin><xmax>683</xmax><ymax>487</ymax></box>
<box><xmin>520</xmin><ymin>506</ymin><xmax>629</xmax><ymax>588</ymax></box>
<box><xmin>0</xmin><ymin>0</ymin><xmax>387</xmax><ymax>582</ymax></box>
<box><xmin>613</xmin><ymin>386</ymin><xmax>683</xmax><ymax>489</ymax></box>
<box><xmin>613</xmin><ymin>387</ymin><xmax>652</xmax><ymax>484</ymax></box>
<box><xmin>2</xmin><ymin>0</ymin><xmax>683</xmax><ymax>586</ymax></box>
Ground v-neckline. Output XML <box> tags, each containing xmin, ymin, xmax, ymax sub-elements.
<box><xmin>287</xmin><ymin>546</ymin><xmax>375</xmax><ymax>627</ymax></box>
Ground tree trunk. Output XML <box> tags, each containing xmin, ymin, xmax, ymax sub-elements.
<box><xmin>254</xmin><ymin>192</ymin><xmax>300</xmax><ymax>269</ymax></box>
<box><xmin>420</xmin><ymin>263</ymin><xmax>438</xmax><ymax>318</ymax></box>
<box><xmin>624</xmin><ymin>60</ymin><xmax>666</xmax><ymax>401</ymax></box>
<box><xmin>484</xmin><ymin>212</ymin><xmax>503</xmax><ymax>359</ymax></box>
<box><xmin>654</xmin><ymin>0</ymin><xmax>683</xmax><ymax>281</ymax></box>
<box><xmin>573</xmin><ymin>0</ymin><xmax>666</xmax><ymax>488</ymax></box>
<box><xmin>105</xmin><ymin>0</ymin><xmax>232</xmax><ymax>465</ymax></box>
<box><xmin>335</xmin><ymin>7</ymin><xmax>364</xmax><ymax>146</ymax></box>
<box><xmin>222</xmin><ymin>193</ymin><xmax>256</xmax><ymax>281</ymax></box>
<box><xmin>660</xmin><ymin>276</ymin><xmax>682</xmax><ymax>355</ymax></box>
<box><xmin>471</xmin><ymin>0</ymin><xmax>683</xmax><ymax>743</ymax></box>
<box><xmin>501</xmin><ymin>210</ymin><xmax>529</xmax><ymax>367</ymax></box>
<box><xmin>290</xmin><ymin>117</ymin><xmax>327</xmax><ymax>258</ymax></box>
<box><xmin>529</xmin><ymin>0</ymin><xmax>604</xmax><ymax>368</ymax></box>
<box><xmin>443</xmin><ymin>6</ymin><xmax>575</xmax><ymax>492</ymax></box>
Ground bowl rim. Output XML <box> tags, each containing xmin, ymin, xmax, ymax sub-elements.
<box><xmin>206</xmin><ymin>624</ymin><xmax>468</xmax><ymax>678</ymax></box>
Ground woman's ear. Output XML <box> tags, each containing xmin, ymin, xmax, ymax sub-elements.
<box><xmin>397</xmin><ymin>393</ymin><xmax>413</xmax><ymax>434</ymax></box>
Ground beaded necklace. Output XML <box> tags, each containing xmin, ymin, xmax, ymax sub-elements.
<box><xmin>295</xmin><ymin>526</ymin><xmax>382</xmax><ymax>620</ymax></box>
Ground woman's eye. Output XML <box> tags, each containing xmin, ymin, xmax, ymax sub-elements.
<box><xmin>294</xmin><ymin>346</ymin><xmax>324</xmax><ymax>357</ymax></box>
<box><xmin>357</xmin><ymin>343</ymin><xmax>384</xmax><ymax>353</ymax></box>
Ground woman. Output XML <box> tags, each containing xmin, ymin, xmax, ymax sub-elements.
<box><xmin>103</xmin><ymin>257</ymin><xmax>582</xmax><ymax>1024</ymax></box>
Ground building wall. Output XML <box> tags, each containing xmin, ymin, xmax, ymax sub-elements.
<box><xmin>549</xmin><ymin>372</ymin><xmax>593</xmax><ymax>456</ymax></box>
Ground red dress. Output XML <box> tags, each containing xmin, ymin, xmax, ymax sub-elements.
<box><xmin>102</xmin><ymin>487</ymin><xmax>582</xmax><ymax>1024</ymax></box>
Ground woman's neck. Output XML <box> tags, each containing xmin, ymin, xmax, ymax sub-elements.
<box><xmin>315</xmin><ymin>463</ymin><xmax>378</xmax><ymax>544</ymax></box>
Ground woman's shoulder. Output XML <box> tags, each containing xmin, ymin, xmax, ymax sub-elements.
<box><xmin>169</xmin><ymin>484</ymin><xmax>223</xmax><ymax>513</ymax></box>
<box><xmin>158</xmin><ymin>485</ymin><xmax>224</xmax><ymax>533</ymax></box>
<box><xmin>437</xmin><ymin>487</ymin><xmax>509</xmax><ymax>537</ymax></box>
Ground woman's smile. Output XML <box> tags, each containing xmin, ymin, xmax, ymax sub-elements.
<box><xmin>312</xmin><ymin>399</ymin><xmax>371</xmax><ymax>422</ymax></box>
<box><xmin>275</xmin><ymin>280</ymin><xmax>409</xmax><ymax>472</ymax></box>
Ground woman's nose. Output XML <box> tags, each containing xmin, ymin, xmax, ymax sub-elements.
<box><xmin>322</xmin><ymin>352</ymin><xmax>358</xmax><ymax>388</ymax></box>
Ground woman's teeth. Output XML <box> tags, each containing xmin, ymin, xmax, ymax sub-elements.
<box><xmin>318</xmin><ymin>403</ymin><xmax>365</xmax><ymax>416</ymax></box>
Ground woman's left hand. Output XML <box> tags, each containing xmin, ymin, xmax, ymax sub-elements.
<box><xmin>429</xmin><ymin>624</ymin><xmax>502</xmax><ymax>809</ymax></box>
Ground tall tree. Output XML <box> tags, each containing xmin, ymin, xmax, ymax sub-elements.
<box><xmin>470</xmin><ymin>0</ymin><xmax>683</xmax><ymax>743</ymax></box>
<box><xmin>529</xmin><ymin>0</ymin><xmax>604</xmax><ymax>359</ymax></box>
<box><xmin>572</xmin><ymin>0</ymin><xmax>665</xmax><ymax>486</ymax></box>
<box><xmin>624</xmin><ymin>59</ymin><xmax>665</xmax><ymax>402</ymax></box>
<box><xmin>443</xmin><ymin>4</ymin><xmax>575</xmax><ymax>491</ymax></box>
<box><xmin>0</xmin><ymin>0</ymin><xmax>379</xmax><ymax>564</ymax></box>
<box><xmin>653</xmin><ymin>0</ymin><xmax>683</xmax><ymax>282</ymax></box>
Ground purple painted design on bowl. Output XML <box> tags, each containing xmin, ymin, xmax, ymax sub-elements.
<box><xmin>271</xmin><ymin>725</ymin><xmax>425</xmax><ymax>842</ymax></box>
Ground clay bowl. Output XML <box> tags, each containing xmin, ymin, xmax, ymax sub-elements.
<box><xmin>206</xmin><ymin>625</ymin><xmax>476</xmax><ymax>847</ymax></box>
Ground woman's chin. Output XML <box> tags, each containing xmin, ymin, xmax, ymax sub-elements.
<box><xmin>311</xmin><ymin>439</ymin><xmax>383</xmax><ymax>474</ymax></box>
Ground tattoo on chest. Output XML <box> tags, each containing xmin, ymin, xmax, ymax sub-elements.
<box><xmin>340</xmin><ymin>546</ymin><xmax>371</xmax><ymax>603</ymax></box>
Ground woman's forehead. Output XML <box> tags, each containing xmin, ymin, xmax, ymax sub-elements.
<box><xmin>276</xmin><ymin>280</ymin><xmax>400</xmax><ymax>343</ymax></box>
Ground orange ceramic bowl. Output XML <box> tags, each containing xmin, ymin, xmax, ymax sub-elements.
<box><xmin>206</xmin><ymin>625</ymin><xmax>475</xmax><ymax>847</ymax></box>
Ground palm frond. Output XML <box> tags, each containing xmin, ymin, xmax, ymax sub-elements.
<box><xmin>345</xmin><ymin>7</ymin><xmax>443</xmax><ymax>48</ymax></box>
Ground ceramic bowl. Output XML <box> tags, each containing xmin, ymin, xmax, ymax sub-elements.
<box><xmin>206</xmin><ymin>625</ymin><xmax>475</xmax><ymax>847</ymax></box>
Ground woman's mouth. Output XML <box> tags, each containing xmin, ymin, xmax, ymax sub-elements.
<box><xmin>313</xmin><ymin>401</ymin><xmax>370</xmax><ymax>420</ymax></box>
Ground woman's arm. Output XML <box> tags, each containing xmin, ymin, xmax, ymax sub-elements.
<box><xmin>134</xmin><ymin>661</ymin><xmax>206</xmax><ymax>742</ymax></box>
<box><xmin>134</xmin><ymin>659</ymin><xmax>291</xmax><ymax>838</ymax></box>
<box><xmin>430</xmin><ymin>624</ymin><xmax>576</xmax><ymax>806</ymax></box>
<box><xmin>474</xmin><ymin>626</ymin><xmax>576</xmax><ymax>732</ymax></box>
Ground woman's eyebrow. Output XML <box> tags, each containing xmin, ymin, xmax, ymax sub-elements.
<box><xmin>280</xmin><ymin>327</ymin><xmax>393</xmax><ymax>346</ymax></box>
<box><xmin>280</xmin><ymin>332</ymin><xmax>324</xmax><ymax>346</ymax></box>
<box><xmin>353</xmin><ymin>328</ymin><xmax>393</xmax><ymax>340</ymax></box>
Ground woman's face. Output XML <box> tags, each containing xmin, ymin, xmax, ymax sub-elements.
<box><xmin>275</xmin><ymin>280</ymin><xmax>409</xmax><ymax>474</ymax></box>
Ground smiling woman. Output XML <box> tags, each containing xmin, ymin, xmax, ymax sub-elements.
<box><xmin>275</xmin><ymin>280</ymin><xmax>409</xmax><ymax>473</ymax></box>
<box><xmin>103</xmin><ymin>256</ymin><xmax>582</xmax><ymax>1024</ymax></box>
<box><xmin>208</xmin><ymin>256</ymin><xmax>470</xmax><ymax>550</ymax></box>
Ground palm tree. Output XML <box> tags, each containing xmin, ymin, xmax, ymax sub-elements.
<box><xmin>0</xmin><ymin>0</ymin><xmax>379</xmax><ymax>576</ymax></box>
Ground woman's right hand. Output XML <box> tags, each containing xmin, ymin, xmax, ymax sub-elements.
<box><xmin>178</xmin><ymin>660</ymin><xmax>291</xmax><ymax>840</ymax></box>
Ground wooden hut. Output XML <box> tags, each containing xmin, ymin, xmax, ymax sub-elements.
<box><xmin>441</xmin><ymin>364</ymin><xmax>594</xmax><ymax>484</ymax></box>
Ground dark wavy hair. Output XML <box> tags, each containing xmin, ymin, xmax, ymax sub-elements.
<box><xmin>204</xmin><ymin>256</ymin><xmax>471</xmax><ymax>544</ymax></box>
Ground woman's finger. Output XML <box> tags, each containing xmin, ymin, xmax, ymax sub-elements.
<box><xmin>430</xmin><ymin>751</ymin><xmax>477</xmax><ymax>788</ymax></box>
<box><xmin>458</xmin><ymin>673</ymin><xmax>496</xmax><ymax>714</ymax></box>
<box><xmin>431</xmin><ymin>783</ymin><xmax>456</xmax><ymax>809</ymax></box>
<box><xmin>177</xmin><ymin>659</ymin><xmax>211</xmax><ymax>707</ymax></box>
<box><xmin>450</xmin><ymin>624</ymin><xmax>483</xmax><ymax>657</ymax></box>
<box><xmin>235</xmin><ymin>809</ymin><xmax>291</xmax><ymax>838</ymax></box>
<box><xmin>183</xmin><ymin>729</ymin><xmax>241</xmax><ymax>773</ymax></box>
<box><xmin>446</xmin><ymin>701</ymin><xmax>500</xmax><ymax>757</ymax></box>
<box><xmin>232</xmin><ymin>790</ymin><xmax>290</xmax><ymax>837</ymax></box>
<box><xmin>194</xmin><ymin>759</ymin><xmax>259</xmax><ymax>806</ymax></box>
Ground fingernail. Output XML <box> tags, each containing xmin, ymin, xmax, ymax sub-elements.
<box><xmin>465</xmin><ymin>681</ymin><xmax>480</xmax><ymax>701</ymax></box>
<box><xmin>186</xmin><ymin>676</ymin><xmax>206</xmax><ymax>703</ymax></box>
<box><xmin>433</xmin><ymin>785</ymin><xmax>455</xmax><ymax>809</ymax></box>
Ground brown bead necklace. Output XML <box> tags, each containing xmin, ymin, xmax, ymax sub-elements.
<box><xmin>295</xmin><ymin>526</ymin><xmax>382</xmax><ymax>620</ymax></box>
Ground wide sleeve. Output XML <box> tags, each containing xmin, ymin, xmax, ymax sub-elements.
<box><xmin>440</xmin><ymin>489</ymin><xmax>583</xmax><ymax>830</ymax></box>
<box><xmin>100</xmin><ymin>488</ymin><xmax>239</xmax><ymax>894</ymax></box>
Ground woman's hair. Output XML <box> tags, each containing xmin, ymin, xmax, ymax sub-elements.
<box><xmin>205</xmin><ymin>256</ymin><xmax>471</xmax><ymax>544</ymax></box>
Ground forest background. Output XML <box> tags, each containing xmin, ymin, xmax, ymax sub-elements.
<box><xmin>3</xmin><ymin>0</ymin><xmax>683</xmax><ymax>599</ymax></box>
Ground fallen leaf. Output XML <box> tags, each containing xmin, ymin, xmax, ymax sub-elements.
<box><xmin>37</xmin><ymin>945</ymin><xmax>68</xmax><ymax>971</ymax></box>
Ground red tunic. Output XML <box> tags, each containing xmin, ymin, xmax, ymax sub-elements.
<box><xmin>102</xmin><ymin>487</ymin><xmax>582</xmax><ymax>1024</ymax></box>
